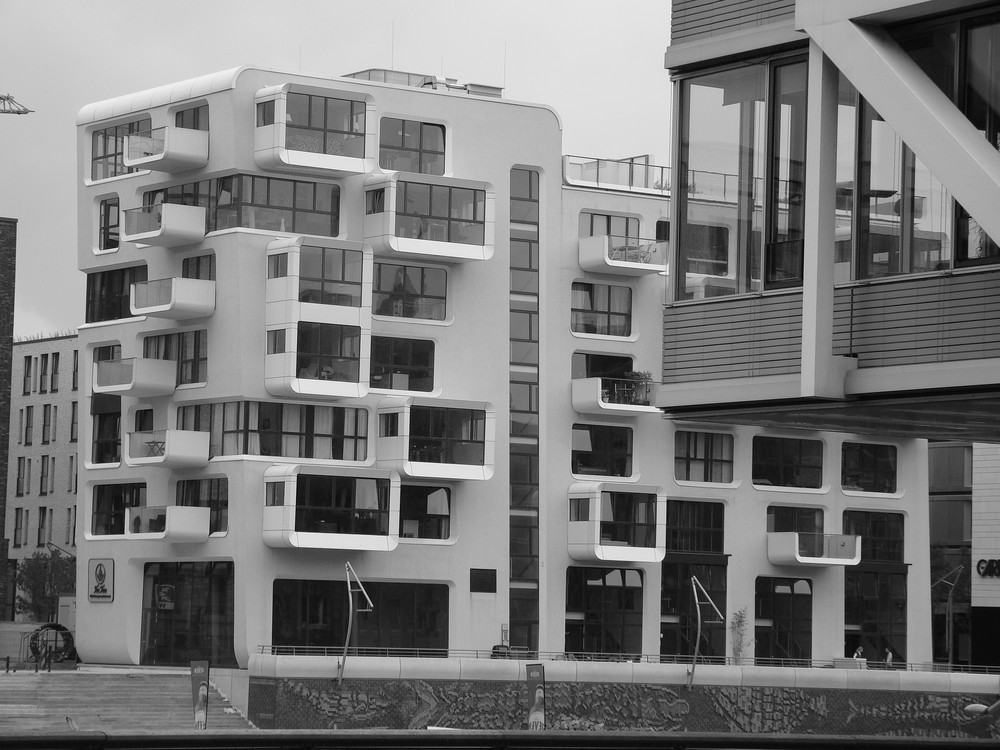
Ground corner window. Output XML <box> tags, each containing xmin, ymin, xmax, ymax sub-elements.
<box><xmin>842</xmin><ymin>442</ymin><xmax>897</xmax><ymax>493</ymax></box>
<box><xmin>396</xmin><ymin>181</ymin><xmax>485</xmax><ymax>244</ymax></box>
<box><xmin>91</xmin><ymin>116</ymin><xmax>151</xmax><ymax>180</ymax></box>
<box><xmin>85</xmin><ymin>265</ymin><xmax>147</xmax><ymax>323</ymax></box>
<box><xmin>379</xmin><ymin>117</ymin><xmax>445</xmax><ymax>174</ymax></box>
<box><xmin>373</xmin><ymin>262</ymin><xmax>446</xmax><ymax>320</ymax></box>
<box><xmin>674</xmin><ymin>430</ymin><xmax>734</xmax><ymax>483</ymax></box>
<box><xmin>571</xmin><ymin>282</ymin><xmax>632</xmax><ymax>336</ymax></box>
<box><xmin>176</xmin><ymin>478</ymin><xmax>228</xmax><ymax>534</ymax></box>
<box><xmin>599</xmin><ymin>491</ymin><xmax>657</xmax><ymax>548</ymax></box>
<box><xmin>370</xmin><ymin>336</ymin><xmax>434</xmax><ymax>391</ymax></box>
<box><xmin>752</xmin><ymin>436</ymin><xmax>823</xmax><ymax>489</ymax></box>
<box><xmin>294</xmin><ymin>475</ymin><xmax>389</xmax><ymax>535</ymax></box>
<box><xmin>92</xmin><ymin>482</ymin><xmax>146</xmax><ymax>535</ymax></box>
<box><xmin>409</xmin><ymin>406</ymin><xmax>486</xmax><ymax>466</ymax></box>
<box><xmin>565</xmin><ymin>567</ymin><xmax>643</xmax><ymax>657</ymax></box>
<box><xmin>400</xmin><ymin>485</ymin><xmax>450</xmax><ymax>539</ymax></box>
<box><xmin>143</xmin><ymin>330</ymin><xmax>208</xmax><ymax>385</ymax></box>
<box><xmin>285</xmin><ymin>92</ymin><xmax>365</xmax><ymax>157</ymax></box>
<box><xmin>571</xmin><ymin>423</ymin><xmax>632</xmax><ymax>477</ymax></box>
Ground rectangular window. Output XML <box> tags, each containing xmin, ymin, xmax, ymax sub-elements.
<box><xmin>91</xmin><ymin>394</ymin><xmax>121</xmax><ymax>464</ymax></box>
<box><xmin>176</xmin><ymin>478</ymin><xmax>228</xmax><ymax>534</ymax></box>
<box><xmin>565</xmin><ymin>567</ymin><xmax>643</xmax><ymax>656</ymax></box>
<box><xmin>396</xmin><ymin>181</ymin><xmax>486</xmax><ymax>245</ymax></box>
<box><xmin>70</xmin><ymin>402</ymin><xmax>78</xmax><ymax>442</ymax></box>
<box><xmin>665</xmin><ymin>499</ymin><xmax>725</xmax><ymax>553</ymax></box>
<box><xmin>675</xmin><ymin>431</ymin><xmax>734</xmax><ymax>483</ymax></box>
<box><xmin>365</xmin><ymin>188</ymin><xmax>385</xmax><ymax>214</ymax></box>
<box><xmin>39</xmin><ymin>456</ymin><xmax>49</xmax><ymax>496</ymax></box>
<box><xmin>272</xmin><ymin>579</ymin><xmax>447</xmax><ymax>651</ymax></box>
<box><xmin>68</xmin><ymin>454</ymin><xmax>76</xmax><ymax>493</ymax></box>
<box><xmin>399</xmin><ymin>485</ymin><xmax>451</xmax><ymax>539</ymax></box>
<box><xmin>842</xmin><ymin>442</ymin><xmax>897</xmax><ymax>493</ymax></box>
<box><xmin>256</xmin><ymin>100</ymin><xmax>275</xmax><ymax>127</ymax></box>
<box><xmin>266</xmin><ymin>329</ymin><xmax>286</xmax><ymax>354</ymax></box>
<box><xmin>22</xmin><ymin>355</ymin><xmax>30</xmax><ymax>395</ymax></box>
<box><xmin>13</xmin><ymin>508</ymin><xmax>23</xmax><ymax>547</ymax></box>
<box><xmin>92</xmin><ymin>482</ymin><xmax>146</xmax><ymax>535</ymax></box>
<box><xmin>370</xmin><ymin>336</ymin><xmax>434</xmax><ymax>391</ymax></box>
<box><xmin>99</xmin><ymin>198</ymin><xmax>120</xmax><ymax>251</ymax></box>
<box><xmin>91</xmin><ymin>116</ymin><xmax>151</xmax><ymax>180</ymax></box>
<box><xmin>599</xmin><ymin>491</ymin><xmax>657</xmax><ymax>547</ymax></box>
<box><xmin>182</xmin><ymin>253</ymin><xmax>215</xmax><ymax>280</ymax></box>
<box><xmin>175</xmin><ymin>104</ymin><xmax>209</xmax><ymax>130</ymax></box>
<box><xmin>579</xmin><ymin>211</ymin><xmax>639</xmax><ymax>240</ymax></box>
<box><xmin>373</xmin><ymin>262</ymin><xmax>446</xmax><ymax>319</ymax></box>
<box><xmin>752</xmin><ymin>436</ymin><xmax>823</xmax><ymax>489</ymax></box>
<box><xmin>843</xmin><ymin>510</ymin><xmax>904</xmax><ymax>563</ymax></box>
<box><xmin>285</xmin><ymin>92</ymin><xmax>365</xmax><ymax>157</ymax></box>
<box><xmin>298</xmin><ymin>244</ymin><xmax>363</xmax><ymax>306</ymax></box>
<box><xmin>660</xmin><ymin>558</ymin><xmax>728</xmax><ymax>660</ymax></box>
<box><xmin>39</xmin><ymin>354</ymin><xmax>48</xmax><ymax>394</ymax></box>
<box><xmin>142</xmin><ymin>330</ymin><xmax>208</xmax><ymax>385</ymax></box>
<box><xmin>24</xmin><ymin>405</ymin><xmax>33</xmax><ymax>446</ymax></box>
<box><xmin>72</xmin><ymin>350</ymin><xmax>79</xmax><ymax>390</ymax></box>
<box><xmin>570</xmin><ymin>282</ymin><xmax>632</xmax><ymax>336</ymax></box>
<box><xmin>176</xmin><ymin>401</ymin><xmax>368</xmax><ymax>461</ymax></box>
<box><xmin>15</xmin><ymin>457</ymin><xmax>25</xmax><ymax>496</ymax></box>
<box><xmin>571</xmin><ymin>423</ymin><xmax>632</xmax><ymax>477</ymax></box>
<box><xmin>409</xmin><ymin>406</ymin><xmax>486</xmax><ymax>465</ymax></box>
<box><xmin>50</xmin><ymin>353</ymin><xmax>59</xmax><ymax>393</ymax></box>
<box><xmin>379</xmin><ymin>117</ymin><xmax>445</xmax><ymax>174</ymax></box>
<box><xmin>41</xmin><ymin>404</ymin><xmax>51</xmax><ymax>444</ymax></box>
<box><xmin>267</xmin><ymin>253</ymin><xmax>288</xmax><ymax>279</ymax></box>
<box><xmin>66</xmin><ymin>507</ymin><xmax>75</xmax><ymax>545</ymax></box>
<box><xmin>755</xmin><ymin>577</ymin><xmax>813</xmax><ymax>660</ymax></box>
<box><xmin>296</xmin><ymin>322</ymin><xmax>360</xmax><ymax>382</ymax></box>
<box><xmin>294</xmin><ymin>475</ymin><xmax>389</xmax><ymax>535</ymax></box>
<box><xmin>37</xmin><ymin>506</ymin><xmax>52</xmax><ymax>546</ymax></box>
<box><xmin>85</xmin><ymin>265</ymin><xmax>147</xmax><ymax>323</ymax></box>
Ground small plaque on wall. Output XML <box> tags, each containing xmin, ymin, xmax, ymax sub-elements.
<box><xmin>88</xmin><ymin>559</ymin><xmax>114</xmax><ymax>602</ymax></box>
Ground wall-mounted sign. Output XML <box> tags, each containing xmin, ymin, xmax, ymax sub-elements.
<box><xmin>976</xmin><ymin>559</ymin><xmax>1000</xmax><ymax>577</ymax></box>
<box><xmin>88</xmin><ymin>559</ymin><xmax>114</xmax><ymax>602</ymax></box>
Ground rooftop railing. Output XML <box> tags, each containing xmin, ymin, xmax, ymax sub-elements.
<box><xmin>563</xmin><ymin>155</ymin><xmax>670</xmax><ymax>193</ymax></box>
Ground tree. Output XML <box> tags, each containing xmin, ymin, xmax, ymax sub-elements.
<box><xmin>15</xmin><ymin>551</ymin><xmax>76</xmax><ymax>622</ymax></box>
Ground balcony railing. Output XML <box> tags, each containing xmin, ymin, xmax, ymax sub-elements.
<box><xmin>125</xmin><ymin>505</ymin><xmax>211</xmax><ymax>543</ymax></box>
<box><xmin>578</xmin><ymin>234</ymin><xmax>668</xmax><ymax>276</ymax></box>
<box><xmin>294</xmin><ymin>507</ymin><xmax>390</xmax><ymax>536</ymax></box>
<box><xmin>131</xmin><ymin>277</ymin><xmax>216</xmax><ymax>319</ymax></box>
<box><xmin>121</xmin><ymin>203</ymin><xmax>206</xmax><ymax>248</ymax></box>
<box><xmin>409</xmin><ymin>439</ymin><xmax>485</xmax><ymax>466</ymax></box>
<box><xmin>563</xmin><ymin>155</ymin><xmax>670</xmax><ymax>193</ymax></box>
<box><xmin>93</xmin><ymin>357</ymin><xmax>176</xmax><ymax>397</ymax></box>
<box><xmin>767</xmin><ymin>532</ymin><xmax>861</xmax><ymax>566</ymax></box>
<box><xmin>124</xmin><ymin>126</ymin><xmax>209</xmax><ymax>171</ymax></box>
<box><xmin>125</xmin><ymin>429</ymin><xmax>211</xmax><ymax>469</ymax></box>
<box><xmin>599</xmin><ymin>522</ymin><xmax>657</xmax><ymax>548</ymax></box>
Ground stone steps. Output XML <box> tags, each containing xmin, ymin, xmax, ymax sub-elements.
<box><xmin>0</xmin><ymin>670</ymin><xmax>255</xmax><ymax>733</ymax></box>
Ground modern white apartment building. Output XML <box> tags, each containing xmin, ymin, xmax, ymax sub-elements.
<box><xmin>4</xmin><ymin>335</ymin><xmax>81</xmax><ymax>620</ymax></box>
<box><xmin>74</xmin><ymin>59</ymin><xmax>934</xmax><ymax>672</ymax></box>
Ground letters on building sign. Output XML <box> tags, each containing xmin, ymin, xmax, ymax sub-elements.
<box><xmin>976</xmin><ymin>559</ymin><xmax>1000</xmax><ymax>577</ymax></box>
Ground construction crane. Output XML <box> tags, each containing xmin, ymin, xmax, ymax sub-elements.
<box><xmin>0</xmin><ymin>94</ymin><xmax>32</xmax><ymax>115</ymax></box>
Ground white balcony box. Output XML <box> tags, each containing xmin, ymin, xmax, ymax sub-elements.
<box><xmin>261</xmin><ymin>465</ymin><xmax>399</xmax><ymax>551</ymax></box>
<box><xmin>571</xmin><ymin>377</ymin><xmax>659</xmax><ymax>416</ymax></box>
<box><xmin>123</xmin><ymin>126</ymin><xmax>209</xmax><ymax>172</ymax></box>
<box><xmin>122</xmin><ymin>203</ymin><xmax>206</xmax><ymax>248</ymax></box>
<box><xmin>579</xmin><ymin>235</ymin><xmax>667</xmax><ymax>276</ymax></box>
<box><xmin>125</xmin><ymin>429</ymin><xmax>211</xmax><ymax>469</ymax></box>
<box><xmin>567</xmin><ymin>482</ymin><xmax>666</xmax><ymax>563</ymax></box>
<box><xmin>767</xmin><ymin>532</ymin><xmax>862</xmax><ymax>567</ymax></box>
<box><xmin>131</xmin><ymin>277</ymin><xmax>216</xmax><ymax>319</ymax></box>
<box><xmin>125</xmin><ymin>506</ymin><xmax>211</xmax><ymax>543</ymax></box>
<box><xmin>93</xmin><ymin>358</ymin><xmax>176</xmax><ymax>397</ymax></box>
<box><xmin>264</xmin><ymin>351</ymin><xmax>369</xmax><ymax>399</ymax></box>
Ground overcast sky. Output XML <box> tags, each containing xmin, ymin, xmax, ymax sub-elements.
<box><xmin>0</xmin><ymin>0</ymin><xmax>672</xmax><ymax>337</ymax></box>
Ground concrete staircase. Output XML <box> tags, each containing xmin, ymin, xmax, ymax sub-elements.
<box><xmin>0</xmin><ymin>668</ymin><xmax>256</xmax><ymax>734</ymax></box>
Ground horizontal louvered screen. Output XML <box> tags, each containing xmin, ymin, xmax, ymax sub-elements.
<box><xmin>663</xmin><ymin>292</ymin><xmax>803</xmax><ymax>383</ymax></box>
<box><xmin>671</xmin><ymin>0</ymin><xmax>795</xmax><ymax>44</ymax></box>
<box><xmin>833</xmin><ymin>269</ymin><xmax>1000</xmax><ymax>366</ymax></box>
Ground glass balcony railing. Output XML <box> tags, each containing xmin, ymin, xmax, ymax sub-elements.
<box><xmin>95</xmin><ymin>358</ymin><xmax>135</xmax><ymax>388</ymax></box>
<box><xmin>599</xmin><ymin>522</ymin><xmax>657</xmax><ymax>548</ymax></box>
<box><xmin>599</xmin><ymin>377</ymin><xmax>652</xmax><ymax>406</ymax></box>
<box><xmin>127</xmin><ymin>128</ymin><xmax>167</xmax><ymax>161</ymax></box>
<box><xmin>128</xmin><ymin>430</ymin><xmax>169</xmax><ymax>460</ymax></box>
<box><xmin>294</xmin><ymin>506</ymin><xmax>390</xmax><ymax>536</ymax></box>
<box><xmin>129</xmin><ymin>506</ymin><xmax>168</xmax><ymax>534</ymax></box>
<box><xmin>132</xmin><ymin>278</ymin><xmax>174</xmax><ymax>308</ymax></box>
<box><xmin>607</xmin><ymin>236</ymin><xmax>667</xmax><ymax>265</ymax></box>
<box><xmin>124</xmin><ymin>204</ymin><xmax>163</xmax><ymax>236</ymax></box>
<box><xmin>564</xmin><ymin>155</ymin><xmax>670</xmax><ymax>193</ymax></box>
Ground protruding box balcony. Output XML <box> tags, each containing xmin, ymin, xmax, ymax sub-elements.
<box><xmin>123</xmin><ymin>126</ymin><xmax>209</xmax><ymax>172</ymax></box>
<box><xmin>567</xmin><ymin>482</ymin><xmax>666</xmax><ymax>563</ymax></box>
<box><xmin>121</xmin><ymin>203</ymin><xmax>206</xmax><ymax>248</ymax></box>
<box><xmin>93</xmin><ymin>358</ymin><xmax>176</xmax><ymax>397</ymax></box>
<box><xmin>253</xmin><ymin>85</ymin><xmax>374</xmax><ymax>177</ymax></box>
<box><xmin>125</xmin><ymin>506</ymin><xmax>211</xmax><ymax>543</ymax></box>
<box><xmin>376</xmin><ymin>398</ymin><xmax>495</xmax><ymax>481</ymax></box>
<box><xmin>572</xmin><ymin>376</ymin><xmax>659</xmax><ymax>416</ymax></box>
<box><xmin>578</xmin><ymin>235</ymin><xmax>668</xmax><ymax>276</ymax></box>
<box><xmin>264</xmin><ymin>352</ymin><xmax>369</xmax><ymax>400</ymax></box>
<box><xmin>767</xmin><ymin>532</ymin><xmax>861</xmax><ymax>567</ymax></box>
<box><xmin>261</xmin><ymin>465</ymin><xmax>399</xmax><ymax>551</ymax></box>
<box><xmin>363</xmin><ymin>175</ymin><xmax>494</xmax><ymax>263</ymax></box>
<box><xmin>130</xmin><ymin>277</ymin><xmax>216</xmax><ymax>319</ymax></box>
<box><xmin>124</xmin><ymin>429</ymin><xmax>211</xmax><ymax>469</ymax></box>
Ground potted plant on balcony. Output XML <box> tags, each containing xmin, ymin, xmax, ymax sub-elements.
<box><xmin>623</xmin><ymin>370</ymin><xmax>652</xmax><ymax>405</ymax></box>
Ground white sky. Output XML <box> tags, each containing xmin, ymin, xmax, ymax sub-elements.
<box><xmin>0</xmin><ymin>0</ymin><xmax>672</xmax><ymax>337</ymax></box>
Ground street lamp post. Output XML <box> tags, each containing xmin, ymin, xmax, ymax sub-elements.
<box><xmin>931</xmin><ymin>564</ymin><xmax>963</xmax><ymax>669</ymax></box>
